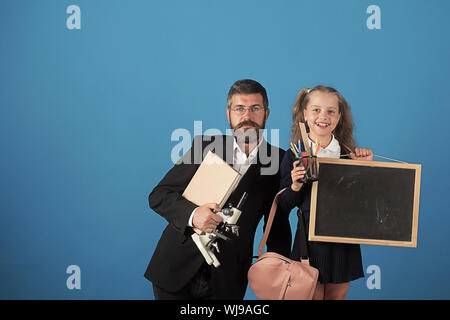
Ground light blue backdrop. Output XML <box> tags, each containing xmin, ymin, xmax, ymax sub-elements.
<box><xmin>1</xmin><ymin>0</ymin><xmax>449</xmax><ymax>299</ymax></box>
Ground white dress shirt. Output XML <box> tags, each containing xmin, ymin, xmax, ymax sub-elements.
<box><xmin>232</xmin><ymin>136</ymin><xmax>263</xmax><ymax>175</ymax></box>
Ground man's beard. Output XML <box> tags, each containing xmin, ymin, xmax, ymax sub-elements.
<box><xmin>231</xmin><ymin>120</ymin><xmax>265</xmax><ymax>145</ymax></box>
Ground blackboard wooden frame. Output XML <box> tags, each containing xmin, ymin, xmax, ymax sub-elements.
<box><xmin>309</xmin><ymin>158</ymin><xmax>421</xmax><ymax>247</ymax></box>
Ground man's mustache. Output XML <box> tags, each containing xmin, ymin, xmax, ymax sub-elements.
<box><xmin>236</xmin><ymin>120</ymin><xmax>261</xmax><ymax>129</ymax></box>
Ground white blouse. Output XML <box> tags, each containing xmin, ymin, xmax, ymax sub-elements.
<box><xmin>307</xmin><ymin>135</ymin><xmax>341</xmax><ymax>159</ymax></box>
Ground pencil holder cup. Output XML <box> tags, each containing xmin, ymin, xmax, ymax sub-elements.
<box><xmin>299</xmin><ymin>155</ymin><xmax>319</xmax><ymax>183</ymax></box>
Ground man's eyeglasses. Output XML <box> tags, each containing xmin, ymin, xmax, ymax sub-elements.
<box><xmin>230</xmin><ymin>106</ymin><xmax>264</xmax><ymax>115</ymax></box>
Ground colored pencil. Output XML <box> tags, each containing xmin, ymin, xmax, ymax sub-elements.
<box><xmin>290</xmin><ymin>142</ymin><xmax>299</xmax><ymax>158</ymax></box>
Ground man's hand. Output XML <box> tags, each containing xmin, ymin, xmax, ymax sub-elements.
<box><xmin>350</xmin><ymin>148</ymin><xmax>373</xmax><ymax>161</ymax></box>
<box><xmin>192</xmin><ymin>203</ymin><xmax>223</xmax><ymax>233</ymax></box>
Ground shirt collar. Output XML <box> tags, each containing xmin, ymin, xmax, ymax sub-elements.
<box><xmin>233</xmin><ymin>136</ymin><xmax>265</xmax><ymax>159</ymax></box>
<box><xmin>308</xmin><ymin>135</ymin><xmax>341</xmax><ymax>159</ymax></box>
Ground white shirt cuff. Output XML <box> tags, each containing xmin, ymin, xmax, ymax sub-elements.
<box><xmin>188</xmin><ymin>207</ymin><xmax>198</xmax><ymax>227</ymax></box>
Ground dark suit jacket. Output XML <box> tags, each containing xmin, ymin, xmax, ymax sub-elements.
<box><xmin>144</xmin><ymin>135</ymin><xmax>291</xmax><ymax>299</ymax></box>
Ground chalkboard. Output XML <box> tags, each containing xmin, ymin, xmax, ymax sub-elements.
<box><xmin>309</xmin><ymin>158</ymin><xmax>421</xmax><ymax>247</ymax></box>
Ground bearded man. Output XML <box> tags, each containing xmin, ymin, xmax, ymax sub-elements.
<box><xmin>144</xmin><ymin>79</ymin><xmax>291</xmax><ymax>300</ymax></box>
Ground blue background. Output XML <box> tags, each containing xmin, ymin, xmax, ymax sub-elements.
<box><xmin>1</xmin><ymin>0</ymin><xmax>449</xmax><ymax>299</ymax></box>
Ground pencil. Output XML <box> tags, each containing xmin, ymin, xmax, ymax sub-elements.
<box><xmin>290</xmin><ymin>142</ymin><xmax>300</xmax><ymax>158</ymax></box>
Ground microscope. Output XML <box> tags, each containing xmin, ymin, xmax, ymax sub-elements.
<box><xmin>191</xmin><ymin>192</ymin><xmax>248</xmax><ymax>267</ymax></box>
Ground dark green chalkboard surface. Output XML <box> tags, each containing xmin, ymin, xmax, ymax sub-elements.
<box><xmin>309</xmin><ymin>158</ymin><xmax>421</xmax><ymax>247</ymax></box>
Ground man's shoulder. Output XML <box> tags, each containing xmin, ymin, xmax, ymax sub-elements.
<box><xmin>176</xmin><ymin>135</ymin><xmax>225</xmax><ymax>165</ymax></box>
<box><xmin>186</xmin><ymin>135</ymin><xmax>233</xmax><ymax>164</ymax></box>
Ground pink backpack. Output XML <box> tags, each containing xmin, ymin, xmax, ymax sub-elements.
<box><xmin>248</xmin><ymin>189</ymin><xmax>319</xmax><ymax>300</ymax></box>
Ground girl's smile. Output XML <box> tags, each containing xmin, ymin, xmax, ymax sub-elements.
<box><xmin>315</xmin><ymin>121</ymin><xmax>331</xmax><ymax>128</ymax></box>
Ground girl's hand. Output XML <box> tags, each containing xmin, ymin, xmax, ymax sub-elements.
<box><xmin>350</xmin><ymin>148</ymin><xmax>373</xmax><ymax>161</ymax></box>
<box><xmin>291</xmin><ymin>160</ymin><xmax>306</xmax><ymax>192</ymax></box>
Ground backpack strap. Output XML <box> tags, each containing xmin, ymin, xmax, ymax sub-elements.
<box><xmin>297</xmin><ymin>208</ymin><xmax>310</xmax><ymax>260</ymax></box>
<box><xmin>257</xmin><ymin>188</ymin><xmax>310</xmax><ymax>260</ymax></box>
<box><xmin>257</xmin><ymin>188</ymin><xmax>286</xmax><ymax>257</ymax></box>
